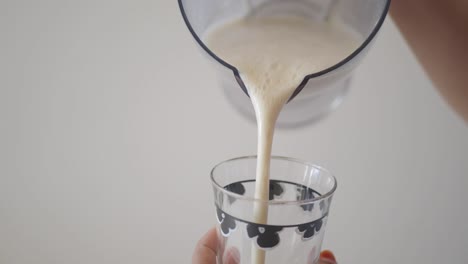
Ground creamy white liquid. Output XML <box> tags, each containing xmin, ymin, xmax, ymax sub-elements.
<box><xmin>205</xmin><ymin>16</ymin><xmax>359</xmax><ymax>264</ymax></box>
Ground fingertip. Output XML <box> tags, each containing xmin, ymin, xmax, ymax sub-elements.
<box><xmin>224</xmin><ymin>247</ymin><xmax>240</xmax><ymax>264</ymax></box>
<box><xmin>192</xmin><ymin>228</ymin><xmax>218</xmax><ymax>264</ymax></box>
<box><xmin>319</xmin><ymin>250</ymin><xmax>337</xmax><ymax>264</ymax></box>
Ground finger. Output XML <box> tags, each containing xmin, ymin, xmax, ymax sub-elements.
<box><xmin>192</xmin><ymin>228</ymin><xmax>218</xmax><ymax>264</ymax></box>
<box><xmin>224</xmin><ymin>247</ymin><xmax>240</xmax><ymax>264</ymax></box>
<box><xmin>318</xmin><ymin>250</ymin><xmax>337</xmax><ymax>264</ymax></box>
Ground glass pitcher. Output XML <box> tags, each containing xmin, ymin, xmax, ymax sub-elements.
<box><xmin>178</xmin><ymin>0</ymin><xmax>391</xmax><ymax>128</ymax></box>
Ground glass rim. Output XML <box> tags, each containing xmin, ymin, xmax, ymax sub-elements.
<box><xmin>210</xmin><ymin>155</ymin><xmax>338</xmax><ymax>205</ymax></box>
<box><xmin>178</xmin><ymin>0</ymin><xmax>392</xmax><ymax>100</ymax></box>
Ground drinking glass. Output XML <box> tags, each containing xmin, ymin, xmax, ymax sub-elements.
<box><xmin>211</xmin><ymin>156</ymin><xmax>337</xmax><ymax>263</ymax></box>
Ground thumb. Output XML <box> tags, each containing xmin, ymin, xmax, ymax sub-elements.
<box><xmin>318</xmin><ymin>250</ymin><xmax>337</xmax><ymax>264</ymax></box>
<box><xmin>192</xmin><ymin>228</ymin><xmax>218</xmax><ymax>264</ymax></box>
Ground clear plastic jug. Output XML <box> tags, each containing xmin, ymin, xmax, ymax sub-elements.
<box><xmin>179</xmin><ymin>0</ymin><xmax>391</xmax><ymax>128</ymax></box>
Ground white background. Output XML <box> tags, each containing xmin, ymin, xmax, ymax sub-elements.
<box><xmin>1</xmin><ymin>1</ymin><xmax>467</xmax><ymax>263</ymax></box>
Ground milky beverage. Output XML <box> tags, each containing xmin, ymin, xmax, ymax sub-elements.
<box><xmin>205</xmin><ymin>16</ymin><xmax>359</xmax><ymax>263</ymax></box>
